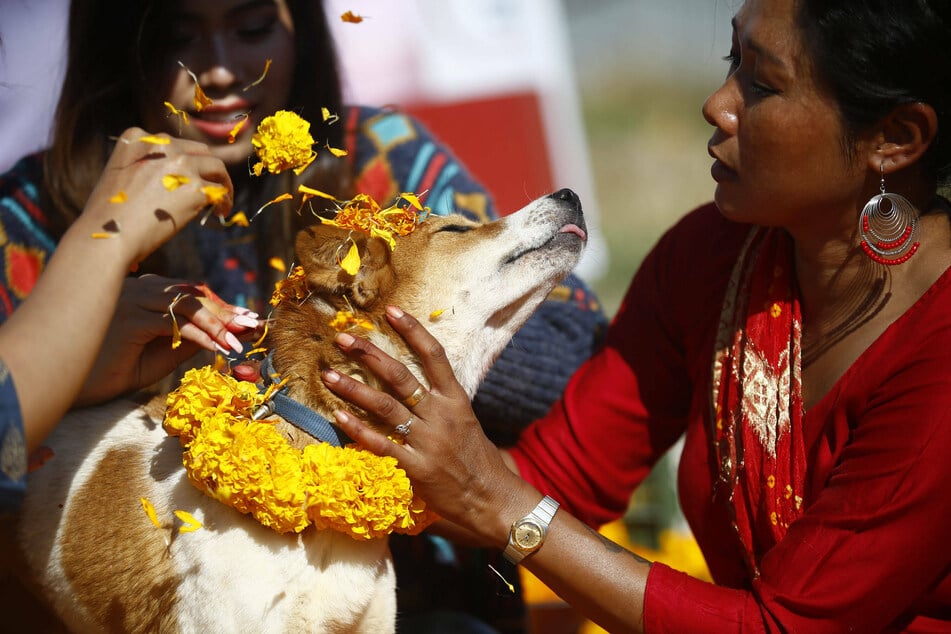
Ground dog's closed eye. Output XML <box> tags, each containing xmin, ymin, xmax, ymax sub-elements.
<box><xmin>435</xmin><ymin>224</ymin><xmax>474</xmax><ymax>234</ymax></box>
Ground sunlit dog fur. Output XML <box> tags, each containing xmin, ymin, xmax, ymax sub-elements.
<box><xmin>5</xmin><ymin>191</ymin><xmax>587</xmax><ymax>633</ymax></box>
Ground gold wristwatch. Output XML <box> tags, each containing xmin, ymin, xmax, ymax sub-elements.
<box><xmin>503</xmin><ymin>495</ymin><xmax>560</xmax><ymax>565</ymax></box>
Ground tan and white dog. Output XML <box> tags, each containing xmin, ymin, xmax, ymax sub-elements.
<box><xmin>4</xmin><ymin>189</ymin><xmax>586</xmax><ymax>633</ymax></box>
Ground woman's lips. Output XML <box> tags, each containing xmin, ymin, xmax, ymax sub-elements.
<box><xmin>189</xmin><ymin>101</ymin><xmax>253</xmax><ymax>140</ymax></box>
<box><xmin>191</xmin><ymin>116</ymin><xmax>250</xmax><ymax>140</ymax></box>
<box><xmin>710</xmin><ymin>159</ymin><xmax>738</xmax><ymax>183</ymax></box>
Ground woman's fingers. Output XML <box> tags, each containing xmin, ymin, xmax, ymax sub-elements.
<box><xmin>123</xmin><ymin>276</ymin><xmax>259</xmax><ymax>354</ymax></box>
<box><xmin>382</xmin><ymin>305</ymin><xmax>467</xmax><ymax>397</ymax></box>
<box><xmin>322</xmin><ymin>365</ymin><xmax>411</xmax><ymax>431</ymax></box>
<box><xmin>86</xmin><ymin>128</ymin><xmax>234</xmax><ymax>263</ymax></box>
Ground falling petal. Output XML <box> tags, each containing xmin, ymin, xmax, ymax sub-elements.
<box><xmin>326</xmin><ymin>144</ymin><xmax>348</xmax><ymax>158</ymax></box>
<box><xmin>252</xmin><ymin>321</ymin><xmax>270</xmax><ymax>348</ymax></box>
<box><xmin>243</xmin><ymin>58</ymin><xmax>272</xmax><ymax>91</ymax></box>
<box><xmin>222</xmin><ymin>211</ymin><xmax>249</xmax><ymax>227</ymax></box>
<box><xmin>213</xmin><ymin>354</ymin><xmax>228</xmax><ymax>372</ymax></box>
<box><xmin>141</xmin><ymin>497</ymin><xmax>162</xmax><ymax>529</ymax></box>
<box><xmin>429</xmin><ymin>309</ymin><xmax>445</xmax><ymax>321</ymax></box>
<box><xmin>91</xmin><ymin>232</ymin><xmax>116</xmax><ymax>239</ymax></box>
<box><xmin>341</xmin><ymin>10</ymin><xmax>364</xmax><ymax>23</ymax></box>
<box><xmin>269</xmin><ymin>257</ymin><xmax>287</xmax><ymax>273</ymax></box>
<box><xmin>245</xmin><ymin>346</ymin><xmax>269</xmax><ymax>357</ymax></box>
<box><xmin>400</xmin><ymin>192</ymin><xmax>424</xmax><ymax>210</ymax></box>
<box><xmin>228</xmin><ymin>115</ymin><xmax>249</xmax><ymax>144</ymax></box>
<box><xmin>340</xmin><ymin>241</ymin><xmax>361</xmax><ymax>275</ymax></box>
<box><xmin>110</xmin><ymin>191</ymin><xmax>128</xmax><ymax>204</ymax></box>
<box><xmin>138</xmin><ymin>135</ymin><xmax>171</xmax><ymax>145</ymax></box>
<box><xmin>174</xmin><ymin>510</ymin><xmax>203</xmax><ymax>533</ymax></box>
<box><xmin>201</xmin><ymin>184</ymin><xmax>230</xmax><ymax>206</ymax></box>
<box><xmin>298</xmin><ymin>184</ymin><xmax>337</xmax><ymax>202</ymax></box>
<box><xmin>162</xmin><ymin>174</ymin><xmax>190</xmax><ymax>191</ymax></box>
<box><xmin>164</xmin><ymin>101</ymin><xmax>189</xmax><ymax>129</ymax></box>
<box><xmin>168</xmin><ymin>294</ymin><xmax>185</xmax><ymax>349</ymax></box>
<box><xmin>321</xmin><ymin>107</ymin><xmax>339</xmax><ymax>124</ymax></box>
<box><xmin>178</xmin><ymin>61</ymin><xmax>213</xmax><ymax>111</ymax></box>
<box><xmin>249</xmin><ymin>193</ymin><xmax>294</xmax><ymax>223</ymax></box>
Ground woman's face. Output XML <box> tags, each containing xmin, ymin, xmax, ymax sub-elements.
<box><xmin>702</xmin><ymin>0</ymin><xmax>873</xmax><ymax>235</ymax></box>
<box><xmin>140</xmin><ymin>0</ymin><xmax>297</xmax><ymax>169</ymax></box>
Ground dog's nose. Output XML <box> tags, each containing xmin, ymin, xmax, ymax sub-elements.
<box><xmin>549</xmin><ymin>188</ymin><xmax>581</xmax><ymax>210</ymax></box>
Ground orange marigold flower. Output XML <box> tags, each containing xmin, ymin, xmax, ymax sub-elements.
<box><xmin>251</xmin><ymin>110</ymin><xmax>316</xmax><ymax>176</ymax></box>
<box><xmin>269</xmin><ymin>266</ymin><xmax>309</xmax><ymax>307</ymax></box>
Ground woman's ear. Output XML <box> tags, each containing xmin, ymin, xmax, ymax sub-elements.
<box><xmin>868</xmin><ymin>102</ymin><xmax>939</xmax><ymax>174</ymax></box>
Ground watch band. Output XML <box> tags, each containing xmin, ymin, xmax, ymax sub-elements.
<box><xmin>503</xmin><ymin>495</ymin><xmax>560</xmax><ymax>564</ymax></box>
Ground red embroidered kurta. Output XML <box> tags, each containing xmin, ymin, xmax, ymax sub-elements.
<box><xmin>511</xmin><ymin>203</ymin><xmax>951</xmax><ymax>632</ymax></box>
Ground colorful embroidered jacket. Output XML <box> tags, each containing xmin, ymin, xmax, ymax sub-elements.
<box><xmin>0</xmin><ymin>359</ymin><xmax>26</xmax><ymax>512</ymax></box>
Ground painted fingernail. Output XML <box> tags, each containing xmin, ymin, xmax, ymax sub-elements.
<box><xmin>322</xmin><ymin>369</ymin><xmax>340</xmax><ymax>383</ymax></box>
<box><xmin>386</xmin><ymin>305</ymin><xmax>404</xmax><ymax>319</ymax></box>
<box><xmin>238</xmin><ymin>308</ymin><xmax>259</xmax><ymax>319</ymax></box>
<box><xmin>335</xmin><ymin>333</ymin><xmax>355</xmax><ymax>347</ymax></box>
<box><xmin>233</xmin><ymin>314</ymin><xmax>259</xmax><ymax>328</ymax></box>
<box><xmin>215</xmin><ymin>343</ymin><xmax>230</xmax><ymax>355</ymax></box>
<box><xmin>226</xmin><ymin>332</ymin><xmax>243</xmax><ymax>353</ymax></box>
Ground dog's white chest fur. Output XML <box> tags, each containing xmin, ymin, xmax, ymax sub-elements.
<box><xmin>18</xmin><ymin>399</ymin><xmax>394</xmax><ymax>633</ymax></box>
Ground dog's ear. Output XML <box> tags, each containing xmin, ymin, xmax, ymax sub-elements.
<box><xmin>294</xmin><ymin>224</ymin><xmax>395</xmax><ymax>308</ymax></box>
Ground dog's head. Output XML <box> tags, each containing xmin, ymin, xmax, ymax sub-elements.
<box><xmin>268</xmin><ymin>189</ymin><xmax>587</xmax><ymax>423</ymax></box>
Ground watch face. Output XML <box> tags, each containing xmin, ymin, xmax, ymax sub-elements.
<box><xmin>513</xmin><ymin>519</ymin><xmax>544</xmax><ymax>549</ymax></box>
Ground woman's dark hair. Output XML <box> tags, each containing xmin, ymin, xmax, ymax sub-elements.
<box><xmin>796</xmin><ymin>0</ymin><xmax>951</xmax><ymax>187</ymax></box>
<box><xmin>44</xmin><ymin>0</ymin><xmax>348</xmax><ymax>239</ymax></box>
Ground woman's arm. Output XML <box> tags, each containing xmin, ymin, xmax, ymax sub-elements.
<box><xmin>322</xmin><ymin>306</ymin><xmax>652</xmax><ymax>633</ymax></box>
<box><xmin>0</xmin><ymin>128</ymin><xmax>247</xmax><ymax>451</ymax></box>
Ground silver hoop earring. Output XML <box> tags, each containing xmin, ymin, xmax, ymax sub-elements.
<box><xmin>858</xmin><ymin>164</ymin><xmax>920</xmax><ymax>265</ymax></box>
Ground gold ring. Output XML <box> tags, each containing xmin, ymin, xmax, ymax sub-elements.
<box><xmin>402</xmin><ymin>385</ymin><xmax>428</xmax><ymax>408</ymax></box>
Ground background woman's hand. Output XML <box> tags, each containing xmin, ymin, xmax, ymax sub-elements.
<box><xmin>322</xmin><ymin>306</ymin><xmax>529</xmax><ymax>540</ymax></box>
<box><xmin>75</xmin><ymin>275</ymin><xmax>260</xmax><ymax>406</ymax></box>
<box><xmin>77</xmin><ymin>127</ymin><xmax>233</xmax><ymax>267</ymax></box>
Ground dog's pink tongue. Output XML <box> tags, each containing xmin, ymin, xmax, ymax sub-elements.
<box><xmin>560</xmin><ymin>223</ymin><xmax>587</xmax><ymax>241</ymax></box>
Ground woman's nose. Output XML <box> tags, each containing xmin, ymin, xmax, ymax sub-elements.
<box><xmin>197</xmin><ymin>36</ymin><xmax>239</xmax><ymax>89</ymax></box>
<box><xmin>701</xmin><ymin>80</ymin><xmax>738</xmax><ymax>134</ymax></box>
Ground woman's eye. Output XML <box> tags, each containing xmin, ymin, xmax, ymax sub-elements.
<box><xmin>236</xmin><ymin>12</ymin><xmax>279</xmax><ymax>40</ymax></box>
<box><xmin>722</xmin><ymin>51</ymin><xmax>740</xmax><ymax>72</ymax></box>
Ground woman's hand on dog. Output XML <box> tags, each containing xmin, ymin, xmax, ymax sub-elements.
<box><xmin>75</xmin><ymin>275</ymin><xmax>261</xmax><ymax>406</ymax></box>
<box><xmin>322</xmin><ymin>305</ymin><xmax>538</xmax><ymax>547</ymax></box>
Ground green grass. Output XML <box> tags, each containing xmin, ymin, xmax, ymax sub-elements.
<box><xmin>581</xmin><ymin>80</ymin><xmax>719</xmax><ymax>317</ymax></box>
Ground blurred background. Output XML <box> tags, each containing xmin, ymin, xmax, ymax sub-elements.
<box><xmin>1</xmin><ymin>1</ymin><xmax>736</xmax><ymax>630</ymax></box>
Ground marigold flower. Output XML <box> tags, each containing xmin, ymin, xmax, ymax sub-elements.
<box><xmin>269</xmin><ymin>266</ymin><xmax>310</xmax><ymax>307</ymax></box>
<box><xmin>329</xmin><ymin>310</ymin><xmax>375</xmax><ymax>332</ymax></box>
<box><xmin>251</xmin><ymin>110</ymin><xmax>316</xmax><ymax>176</ymax></box>
<box><xmin>163</xmin><ymin>365</ymin><xmax>438</xmax><ymax>538</ymax></box>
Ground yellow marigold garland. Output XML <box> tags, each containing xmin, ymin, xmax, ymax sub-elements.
<box><xmin>163</xmin><ymin>365</ymin><xmax>438</xmax><ymax>538</ymax></box>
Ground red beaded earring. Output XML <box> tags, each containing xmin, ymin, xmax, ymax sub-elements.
<box><xmin>858</xmin><ymin>163</ymin><xmax>920</xmax><ymax>265</ymax></box>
